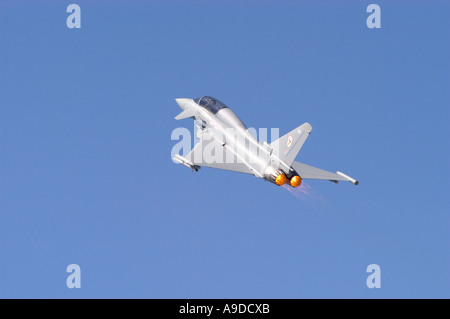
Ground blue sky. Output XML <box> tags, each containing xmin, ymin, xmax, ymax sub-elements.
<box><xmin>0</xmin><ymin>0</ymin><xmax>448</xmax><ymax>298</ymax></box>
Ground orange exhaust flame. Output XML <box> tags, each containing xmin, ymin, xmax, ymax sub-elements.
<box><xmin>290</xmin><ymin>175</ymin><xmax>302</xmax><ymax>188</ymax></box>
<box><xmin>275</xmin><ymin>174</ymin><xmax>287</xmax><ymax>186</ymax></box>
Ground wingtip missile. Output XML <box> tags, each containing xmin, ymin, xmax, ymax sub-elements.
<box><xmin>336</xmin><ymin>171</ymin><xmax>359</xmax><ymax>185</ymax></box>
<box><xmin>173</xmin><ymin>154</ymin><xmax>200</xmax><ymax>171</ymax></box>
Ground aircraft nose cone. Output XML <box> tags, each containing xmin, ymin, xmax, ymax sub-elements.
<box><xmin>175</xmin><ymin>98</ymin><xmax>190</xmax><ymax>110</ymax></box>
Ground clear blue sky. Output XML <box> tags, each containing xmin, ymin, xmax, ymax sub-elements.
<box><xmin>0</xmin><ymin>0</ymin><xmax>448</xmax><ymax>298</ymax></box>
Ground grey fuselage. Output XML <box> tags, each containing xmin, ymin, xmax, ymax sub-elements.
<box><xmin>176</xmin><ymin>97</ymin><xmax>294</xmax><ymax>184</ymax></box>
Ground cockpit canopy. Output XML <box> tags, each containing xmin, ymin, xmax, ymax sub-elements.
<box><xmin>193</xmin><ymin>96</ymin><xmax>247</xmax><ymax>129</ymax></box>
<box><xmin>193</xmin><ymin>96</ymin><xmax>228</xmax><ymax>114</ymax></box>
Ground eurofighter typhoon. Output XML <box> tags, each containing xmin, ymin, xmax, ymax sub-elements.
<box><xmin>173</xmin><ymin>96</ymin><xmax>358</xmax><ymax>188</ymax></box>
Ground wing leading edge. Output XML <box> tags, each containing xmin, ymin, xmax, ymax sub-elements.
<box><xmin>292</xmin><ymin>161</ymin><xmax>359</xmax><ymax>185</ymax></box>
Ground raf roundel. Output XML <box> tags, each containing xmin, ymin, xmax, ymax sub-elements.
<box><xmin>287</xmin><ymin>135</ymin><xmax>293</xmax><ymax>148</ymax></box>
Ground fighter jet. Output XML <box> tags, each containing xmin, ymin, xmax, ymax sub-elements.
<box><xmin>172</xmin><ymin>96</ymin><xmax>358</xmax><ymax>188</ymax></box>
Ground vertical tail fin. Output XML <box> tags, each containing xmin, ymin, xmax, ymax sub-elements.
<box><xmin>270</xmin><ymin>122</ymin><xmax>312</xmax><ymax>166</ymax></box>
